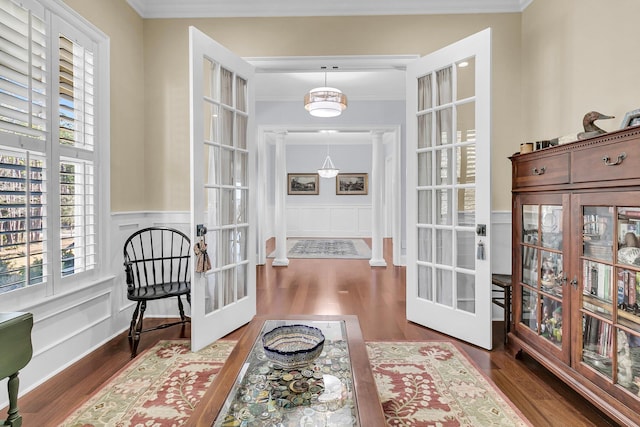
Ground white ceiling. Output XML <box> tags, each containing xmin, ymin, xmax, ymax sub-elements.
<box><xmin>127</xmin><ymin>0</ymin><xmax>533</xmax><ymax>19</ymax></box>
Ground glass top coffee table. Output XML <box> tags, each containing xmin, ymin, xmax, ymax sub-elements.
<box><xmin>188</xmin><ymin>315</ymin><xmax>385</xmax><ymax>427</ymax></box>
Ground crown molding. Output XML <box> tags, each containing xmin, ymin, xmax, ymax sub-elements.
<box><xmin>126</xmin><ymin>0</ymin><xmax>533</xmax><ymax>19</ymax></box>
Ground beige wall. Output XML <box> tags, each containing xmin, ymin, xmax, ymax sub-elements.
<box><xmin>63</xmin><ymin>0</ymin><xmax>146</xmax><ymax>212</ymax></box>
<box><xmin>62</xmin><ymin>1</ymin><xmax>523</xmax><ymax>211</ymax></box>
<box><xmin>522</xmin><ymin>0</ymin><xmax>640</xmax><ymax>141</ymax></box>
<box><xmin>144</xmin><ymin>14</ymin><xmax>522</xmax><ymax>211</ymax></box>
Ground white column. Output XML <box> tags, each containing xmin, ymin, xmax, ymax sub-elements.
<box><xmin>272</xmin><ymin>131</ymin><xmax>289</xmax><ymax>266</ymax></box>
<box><xmin>370</xmin><ymin>130</ymin><xmax>387</xmax><ymax>267</ymax></box>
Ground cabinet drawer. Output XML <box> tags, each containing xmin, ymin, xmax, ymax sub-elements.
<box><xmin>572</xmin><ymin>140</ymin><xmax>640</xmax><ymax>183</ymax></box>
<box><xmin>514</xmin><ymin>153</ymin><xmax>569</xmax><ymax>188</ymax></box>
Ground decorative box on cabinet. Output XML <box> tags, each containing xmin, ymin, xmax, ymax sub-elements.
<box><xmin>510</xmin><ymin>126</ymin><xmax>640</xmax><ymax>426</ymax></box>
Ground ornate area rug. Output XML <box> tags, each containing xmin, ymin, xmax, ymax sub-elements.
<box><xmin>268</xmin><ymin>238</ymin><xmax>372</xmax><ymax>259</ymax></box>
<box><xmin>60</xmin><ymin>340</ymin><xmax>530</xmax><ymax>426</ymax></box>
<box><xmin>367</xmin><ymin>341</ymin><xmax>531</xmax><ymax>426</ymax></box>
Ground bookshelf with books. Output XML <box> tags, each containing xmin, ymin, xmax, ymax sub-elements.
<box><xmin>510</xmin><ymin>126</ymin><xmax>640</xmax><ymax>426</ymax></box>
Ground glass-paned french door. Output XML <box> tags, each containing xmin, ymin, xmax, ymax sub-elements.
<box><xmin>407</xmin><ymin>28</ymin><xmax>492</xmax><ymax>349</ymax></box>
<box><xmin>189</xmin><ymin>27</ymin><xmax>255</xmax><ymax>351</ymax></box>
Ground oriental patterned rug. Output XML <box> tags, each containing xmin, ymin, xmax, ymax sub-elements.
<box><xmin>268</xmin><ymin>238</ymin><xmax>371</xmax><ymax>259</ymax></box>
<box><xmin>60</xmin><ymin>340</ymin><xmax>530</xmax><ymax>427</ymax></box>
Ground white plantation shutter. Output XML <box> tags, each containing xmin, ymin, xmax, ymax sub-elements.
<box><xmin>0</xmin><ymin>0</ymin><xmax>47</xmax><ymax>142</ymax></box>
<box><xmin>0</xmin><ymin>0</ymin><xmax>105</xmax><ymax>295</ymax></box>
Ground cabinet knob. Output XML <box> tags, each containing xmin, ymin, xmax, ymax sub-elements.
<box><xmin>532</xmin><ymin>167</ymin><xmax>546</xmax><ymax>175</ymax></box>
<box><xmin>602</xmin><ymin>152</ymin><xmax>626</xmax><ymax>166</ymax></box>
<box><xmin>570</xmin><ymin>277</ymin><xmax>578</xmax><ymax>289</ymax></box>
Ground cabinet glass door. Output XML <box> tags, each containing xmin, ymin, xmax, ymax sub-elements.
<box><xmin>519</xmin><ymin>202</ymin><xmax>565</xmax><ymax>353</ymax></box>
<box><xmin>614</xmin><ymin>208</ymin><xmax>640</xmax><ymax>395</ymax></box>
<box><xmin>579</xmin><ymin>203</ymin><xmax>640</xmax><ymax>398</ymax></box>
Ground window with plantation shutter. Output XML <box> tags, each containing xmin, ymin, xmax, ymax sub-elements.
<box><xmin>0</xmin><ymin>0</ymin><xmax>107</xmax><ymax>296</ymax></box>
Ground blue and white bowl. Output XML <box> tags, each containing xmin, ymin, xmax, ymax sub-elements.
<box><xmin>262</xmin><ymin>324</ymin><xmax>325</xmax><ymax>369</ymax></box>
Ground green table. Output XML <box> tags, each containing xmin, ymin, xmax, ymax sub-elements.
<box><xmin>0</xmin><ymin>312</ymin><xmax>33</xmax><ymax>427</ymax></box>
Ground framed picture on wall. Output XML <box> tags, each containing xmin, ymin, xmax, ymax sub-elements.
<box><xmin>336</xmin><ymin>173</ymin><xmax>368</xmax><ymax>195</ymax></box>
<box><xmin>287</xmin><ymin>173</ymin><xmax>319</xmax><ymax>195</ymax></box>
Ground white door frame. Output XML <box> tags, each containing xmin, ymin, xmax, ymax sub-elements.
<box><xmin>256</xmin><ymin>124</ymin><xmax>403</xmax><ymax>266</ymax></box>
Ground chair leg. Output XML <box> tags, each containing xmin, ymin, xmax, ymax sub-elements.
<box><xmin>128</xmin><ymin>301</ymin><xmax>141</xmax><ymax>348</ymax></box>
<box><xmin>177</xmin><ymin>296</ymin><xmax>187</xmax><ymax>322</ymax></box>
<box><xmin>131</xmin><ymin>300</ymin><xmax>147</xmax><ymax>358</ymax></box>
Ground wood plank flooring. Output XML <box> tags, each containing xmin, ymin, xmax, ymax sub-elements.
<box><xmin>6</xmin><ymin>239</ymin><xmax>619</xmax><ymax>426</ymax></box>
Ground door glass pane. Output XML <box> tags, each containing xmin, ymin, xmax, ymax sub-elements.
<box><xmin>235</xmin><ymin>152</ymin><xmax>247</xmax><ymax>187</ymax></box>
<box><xmin>236</xmin><ymin>227</ymin><xmax>247</xmax><ymax>262</ymax></box>
<box><xmin>521</xmin><ymin>287</ymin><xmax>538</xmax><ymax>332</ymax></box>
<box><xmin>203</xmin><ymin>102</ymin><xmax>219</xmax><ymax>142</ymax></box>
<box><xmin>456</xmin><ymin>102</ymin><xmax>475</xmax><ymax>143</ymax></box>
<box><xmin>435</xmin><ymin>148</ymin><xmax>452</xmax><ymax>185</ymax></box>
<box><xmin>221</xmin><ymin>67</ymin><xmax>233</xmax><ymax>106</ymax></box>
<box><xmin>417</xmin><ymin>190</ymin><xmax>432</xmax><ymax>224</ymax></box>
<box><xmin>616</xmin><ymin>268</ymin><xmax>640</xmax><ymax>330</ymax></box>
<box><xmin>456</xmin><ymin>229</ymin><xmax>474</xmax><ymax>270</ymax></box>
<box><xmin>208</xmin><ymin>230</ymin><xmax>218</xmax><ymax>268</ymax></box>
<box><xmin>540</xmin><ymin>251</ymin><xmax>563</xmax><ymax>297</ymax></box>
<box><xmin>221</xmin><ymin>189</ymin><xmax>234</xmax><ymax>226</ymax></box>
<box><xmin>582</xmin><ymin>260</ymin><xmax>613</xmax><ymax>318</ymax></box>
<box><xmin>236</xmin><ymin>189</ymin><xmax>247</xmax><ymax>224</ymax></box>
<box><xmin>457</xmin><ymin>188</ymin><xmax>475</xmax><ymax>226</ymax></box>
<box><xmin>417</xmin><ymin>74</ymin><xmax>432</xmax><ymax>110</ymax></box>
<box><xmin>417</xmin><ymin>152</ymin><xmax>431</xmax><ymax>186</ymax></box>
<box><xmin>235</xmin><ymin>76</ymin><xmax>247</xmax><ymax>112</ymax></box>
<box><xmin>417</xmin><ymin>264</ymin><xmax>432</xmax><ymax>300</ymax></box>
<box><xmin>219</xmin><ymin>229</ymin><xmax>233</xmax><ymax>267</ymax></box>
<box><xmin>205</xmin><ymin>272</ymin><xmax>219</xmax><ymax>313</ymax></box>
<box><xmin>457</xmin><ymin>272</ymin><xmax>475</xmax><ymax>313</ymax></box>
<box><xmin>617</xmin><ymin>208</ymin><xmax>640</xmax><ymax>268</ymax></box>
<box><xmin>541</xmin><ymin>205</ymin><xmax>562</xmax><ymax>250</ymax></box>
<box><xmin>222</xmin><ymin>267</ymin><xmax>235</xmax><ymax>305</ymax></box>
<box><xmin>435</xmin><ymin>189</ymin><xmax>452</xmax><ymax>225</ymax></box>
<box><xmin>582</xmin><ymin>314</ymin><xmax>613</xmax><ymax>378</ymax></box>
<box><xmin>236</xmin><ymin>114</ymin><xmax>247</xmax><ymax>150</ymax></box>
<box><xmin>418</xmin><ymin>113</ymin><xmax>432</xmax><ymax>148</ymax></box>
<box><xmin>435</xmin><ymin>268</ymin><xmax>452</xmax><ymax>306</ymax></box>
<box><xmin>522</xmin><ymin>247</ymin><xmax>538</xmax><ymax>287</ymax></box>
<box><xmin>583</xmin><ymin>206</ymin><xmax>613</xmax><ymax>262</ymax></box>
<box><xmin>615</xmin><ymin>329</ymin><xmax>640</xmax><ymax>392</ymax></box>
<box><xmin>541</xmin><ymin>295</ymin><xmax>562</xmax><ymax>347</ymax></box>
<box><xmin>220</xmin><ymin>148</ymin><xmax>233</xmax><ymax>186</ymax></box>
<box><xmin>456</xmin><ymin>145</ymin><xmax>475</xmax><ymax>185</ymax></box>
<box><xmin>436</xmin><ymin>108</ymin><xmax>453</xmax><ymax>146</ymax></box>
<box><xmin>206</xmin><ymin>188</ymin><xmax>219</xmax><ymax>226</ymax></box>
<box><xmin>204</xmin><ymin>59</ymin><xmax>219</xmax><ymax>101</ymax></box>
<box><xmin>436</xmin><ymin>229</ymin><xmax>452</xmax><ymax>265</ymax></box>
<box><xmin>522</xmin><ymin>205</ymin><xmax>539</xmax><ymax>245</ymax></box>
<box><xmin>417</xmin><ymin>227</ymin><xmax>432</xmax><ymax>262</ymax></box>
<box><xmin>456</xmin><ymin>57</ymin><xmax>475</xmax><ymax>100</ymax></box>
<box><xmin>436</xmin><ymin>67</ymin><xmax>452</xmax><ymax>105</ymax></box>
<box><xmin>237</xmin><ymin>263</ymin><xmax>247</xmax><ymax>299</ymax></box>
<box><xmin>221</xmin><ymin>108</ymin><xmax>234</xmax><ymax>147</ymax></box>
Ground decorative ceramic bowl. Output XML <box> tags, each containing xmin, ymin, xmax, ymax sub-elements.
<box><xmin>262</xmin><ymin>324</ymin><xmax>325</xmax><ymax>369</ymax></box>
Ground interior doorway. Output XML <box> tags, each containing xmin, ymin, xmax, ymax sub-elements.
<box><xmin>256</xmin><ymin>125</ymin><xmax>402</xmax><ymax>266</ymax></box>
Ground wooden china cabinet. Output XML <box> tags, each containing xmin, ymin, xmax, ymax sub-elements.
<box><xmin>510</xmin><ymin>126</ymin><xmax>640</xmax><ymax>426</ymax></box>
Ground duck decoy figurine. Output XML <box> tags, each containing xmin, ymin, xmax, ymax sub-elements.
<box><xmin>577</xmin><ymin>111</ymin><xmax>614</xmax><ymax>140</ymax></box>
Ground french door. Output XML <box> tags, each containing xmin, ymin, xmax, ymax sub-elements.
<box><xmin>189</xmin><ymin>27</ymin><xmax>256</xmax><ymax>351</ymax></box>
<box><xmin>406</xmin><ymin>28</ymin><xmax>493</xmax><ymax>349</ymax></box>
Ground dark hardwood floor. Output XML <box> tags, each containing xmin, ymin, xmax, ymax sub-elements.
<box><xmin>7</xmin><ymin>239</ymin><xmax>619</xmax><ymax>426</ymax></box>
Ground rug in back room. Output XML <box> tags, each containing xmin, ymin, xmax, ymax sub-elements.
<box><xmin>60</xmin><ymin>340</ymin><xmax>531</xmax><ymax>426</ymax></box>
<box><xmin>268</xmin><ymin>238</ymin><xmax>372</xmax><ymax>259</ymax></box>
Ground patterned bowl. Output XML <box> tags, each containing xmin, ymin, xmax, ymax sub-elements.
<box><xmin>262</xmin><ymin>324</ymin><xmax>325</xmax><ymax>369</ymax></box>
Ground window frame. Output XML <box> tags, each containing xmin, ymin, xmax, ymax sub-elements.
<box><xmin>0</xmin><ymin>0</ymin><xmax>110</xmax><ymax>303</ymax></box>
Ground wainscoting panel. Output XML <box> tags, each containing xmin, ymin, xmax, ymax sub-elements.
<box><xmin>286</xmin><ymin>205</ymin><xmax>372</xmax><ymax>237</ymax></box>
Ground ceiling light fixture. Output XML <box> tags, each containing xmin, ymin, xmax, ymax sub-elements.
<box><xmin>318</xmin><ymin>146</ymin><xmax>339</xmax><ymax>178</ymax></box>
<box><xmin>304</xmin><ymin>69</ymin><xmax>347</xmax><ymax>118</ymax></box>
